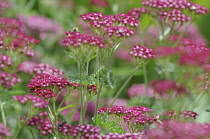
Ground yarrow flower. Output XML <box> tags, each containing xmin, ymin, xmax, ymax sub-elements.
<box><xmin>32</xmin><ymin>63</ymin><xmax>64</xmax><ymax>76</ymax></box>
<box><xmin>159</xmin><ymin>9</ymin><xmax>191</xmax><ymax>22</ymax></box>
<box><xmin>163</xmin><ymin>110</ymin><xmax>198</xmax><ymax>120</ymax></box>
<box><xmin>102</xmin><ymin>26</ymin><xmax>135</xmax><ymax>38</ymax></box>
<box><xmin>27</xmin><ymin>73</ymin><xmax>97</xmax><ymax>98</ymax></box>
<box><xmin>129</xmin><ymin>45</ymin><xmax>155</xmax><ymax>59</ymax></box>
<box><xmin>17</xmin><ymin>14</ymin><xmax>63</xmax><ymax>39</ymax></box>
<box><xmin>0</xmin><ymin>55</ymin><xmax>12</xmax><ymax>69</ymax></box>
<box><xmin>142</xmin><ymin>0</ymin><xmax>208</xmax><ymax>15</ymax></box>
<box><xmin>58</xmin><ymin>124</ymin><xmax>101</xmax><ymax>137</ymax></box>
<box><xmin>0</xmin><ymin>123</ymin><xmax>11</xmax><ymax>138</ymax></box>
<box><xmin>62</xmin><ymin>31</ymin><xmax>106</xmax><ymax>48</ymax></box>
<box><xmin>144</xmin><ymin>120</ymin><xmax>210</xmax><ymax>139</ymax></box>
<box><xmin>27</xmin><ymin>73</ymin><xmax>72</xmax><ymax>98</ymax></box>
<box><xmin>127</xmin><ymin>83</ymin><xmax>154</xmax><ymax>98</ymax></box>
<box><xmin>0</xmin><ymin>71</ymin><xmax>21</xmax><ymax>88</ymax></box>
<box><xmin>151</xmin><ymin>79</ymin><xmax>189</xmax><ymax>98</ymax></box>
<box><xmin>13</xmin><ymin>95</ymin><xmax>49</xmax><ymax>109</ymax></box>
<box><xmin>81</xmin><ymin>13</ymin><xmax>140</xmax><ymax>28</ymax></box>
<box><xmin>98</xmin><ymin>106</ymin><xmax>157</xmax><ymax>132</ymax></box>
<box><xmin>99</xmin><ymin>133</ymin><xmax>143</xmax><ymax>139</ymax></box>
<box><xmin>127</xmin><ymin>7</ymin><xmax>149</xmax><ymax>20</ymax></box>
<box><xmin>18</xmin><ymin>61</ymin><xmax>36</xmax><ymax>74</ymax></box>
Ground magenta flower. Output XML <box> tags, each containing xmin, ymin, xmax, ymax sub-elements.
<box><xmin>129</xmin><ymin>45</ymin><xmax>155</xmax><ymax>59</ymax></box>
<box><xmin>0</xmin><ymin>71</ymin><xmax>21</xmax><ymax>88</ymax></box>
<box><xmin>142</xmin><ymin>0</ymin><xmax>208</xmax><ymax>15</ymax></box>
<box><xmin>13</xmin><ymin>95</ymin><xmax>49</xmax><ymax>109</ymax></box>
<box><xmin>159</xmin><ymin>9</ymin><xmax>191</xmax><ymax>22</ymax></box>
<box><xmin>0</xmin><ymin>55</ymin><xmax>12</xmax><ymax>69</ymax></box>
<box><xmin>103</xmin><ymin>26</ymin><xmax>135</xmax><ymax>38</ymax></box>
<box><xmin>27</xmin><ymin>73</ymin><xmax>72</xmax><ymax>98</ymax></box>
<box><xmin>127</xmin><ymin>7</ymin><xmax>149</xmax><ymax>20</ymax></box>
<box><xmin>99</xmin><ymin>133</ymin><xmax>143</xmax><ymax>139</ymax></box>
<box><xmin>0</xmin><ymin>123</ymin><xmax>11</xmax><ymax>138</ymax></box>
<box><xmin>151</xmin><ymin>79</ymin><xmax>189</xmax><ymax>98</ymax></box>
<box><xmin>0</xmin><ymin>0</ymin><xmax>10</xmax><ymax>14</ymax></box>
<box><xmin>144</xmin><ymin>120</ymin><xmax>210</xmax><ymax>139</ymax></box>
<box><xmin>32</xmin><ymin>63</ymin><xmax>64</xmax><ymax>76</ymax></box>
<box><xmin>127</xmin><ymin>83</ymin><xmax>154</xmax><ymax>98</ymax></box>
<box><xmin>62</xmin><ymin>31</ymin><xmax>106</xmax><ymax>48</ymax></box>
<box><xmin>154</xmin><ymin>46</ymin><xmax>181</xmax><ymax>58</ymax></box>
<box><xmin>17</xmin><ymin>14</ymin><xmax>63</xmax><ymax>39</ymax></box>
<box><xmin>180</xmin><ymin>110</ymin><xmax>198</xmax><ymax>119</ymax></box>
<box><xmin>18</xmin><ymin>61</ymin><xmax>36</xmax><ymax>74</ymax></box>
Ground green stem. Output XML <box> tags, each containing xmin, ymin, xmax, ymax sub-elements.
<box><xmin>78</xmin><ymin>61</ymin><xmax>85</xmax><ymax>125</ymax></box>
<box><xmin>143</xmin><ymin>64</ymin><xmax>149</xmax><ymax>97</ymax></box>
<box><xmin>0</xmin><ymin>99</ymin><xmax>6</xmax><ymax>126</ymax></box>
<box><xmin>172</xmin><ymin>21</ymin><xmax>192</xmax><ymax>47</ymax></box>
<box><xmin>94</xmin><ymin>46</ymin><xmax>117</xmax><ymax>125</ymax></box>
<box><xmin>108</xmin><ymin>66</ymin><xmax>139</xmax><ymax>109</ymax></box>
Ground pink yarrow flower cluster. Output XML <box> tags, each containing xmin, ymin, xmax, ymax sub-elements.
<box><xmin>151</xmin><ymin>79</ymin><xmax>189</xmax><ymax>98</ymax></box>
<box><xmin>142</xmin><ymin>0</ymin><xmax>208</xmax><ymax>15</ymax></box>
<box><xmin>0</xmin><ymin>71</ymin><xmax>21</xmax><ymax>88</ymax></box>
<box><xmin>27</xmin><ymin>73</ymin><xmax>97</xmax><ymax>98</ymax></box>
<box><xmin>62</xmin><ymin>31</ymin><xmax>106</xmax><ymax>48</ymax></box>
<box><xmin>127</xmin><ymin>7</ymin><xmax>149</xmax><ymax>20</ymax></box>
<box><xmin>17</xmin><ymin>15</ymin><xmax>63</xmax><ymax>39</ymax></box>
<box><xmin>144</xmin><ymin>120</ymin><xmax>210</xmax><ymax>139</ymax></box>
<box><xmin>129</xmin><ymin>45</ymin><xmax>155</xmax><ymax>59</ymax></box>
<box><xmin>98</xmin><ymin>106</ymin><xmax>157</xmax><ymax>132</ymax></box>
<box><xmin>127</xmin><ymin>83</ymin><xmax>154</xmax><ymax>98</ymax></box>
<box><xmin>0</xmin><ymin>55</ymin><xmax>11</xmax><ymax>69</ymax></box>
<box><xmin>13</xmin><ymin>95</ymin><xmax>49</xmax><ymax>109</ymax></box>
<box><xmin>159</xmin><ymin>9</ymin><xmax>191</xmax><ymax>22</ymax></box>
<box><xmin>163</xmin><ymin>110</ymin><xmax>198</xmax><ymax>120</ymax></box>
<box><xmin>0</xmin><ymin>123</ymin><xmax>11</xmax><ymax>138</ymax></box>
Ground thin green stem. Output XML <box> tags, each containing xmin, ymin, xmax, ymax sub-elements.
<box><xmin>172</xmin><ymin>21</ymin><xmax>192</xmax><ymax>47</ymax></box>
<box><xmin>0</xmin><ymin>99</ymin><xmax>6</xmax><ymax>126</ymax></box>
<box><xmin>78</xmin><ymin>61</ymin><xmax>85</xmax><ymax>125</ymax></box>
<box><xmin>108</xmin><ymin>66</ymin><xmax>139</xmax><ymax>109</ymax></box>
<box><xmin>143</xmin><ymin>64</ymin><xmax>149</xmax><ymax>97</ymax></box>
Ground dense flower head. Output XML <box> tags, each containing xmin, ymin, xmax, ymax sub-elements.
<box><xmin>159</xmin><ymin>9</ymin><xmax>191</xmax><ymax>22</ymax></box>
<box><xmin>58</xmin><ymin>124</ymin><xmax>101</xmax><ymax>137</ymax></box>
<box><xmin>80</xmin><ymin>12</ymin><xmax>105</xmax><ymax>21</ymax></box>
<box><xmin>32</xmin><ymin>63</ymin><xmax>64</xmax><ymax>76</ymax></box>
<box><xmin>13</xmin><ymin>95</ymin><xmax>49</xmax><ymax>109</ymax></box>
<box><xmin>0</xmin><ymin>17</ymin><xmax>23</xmax><ymax>29</ymax></box>
<box><xmin>21</xmin><ymin>47</ymin><xmax>35</xmax><ymax>57</ymax></box>
<box><xmin>127</xmin><ymin>7</ymin><xmax>148</xmax><ymax>20</ymax></box>
<box><xmin>180</xmin><ymin>110</ymin><xmax>198</xmax><ymax>119</ymax></box>
<box><xmin>144</xmin><ymin>120</ymin><xmax>210</xmax><ymax>139</ymax></box>
<box><xmin>0</xmin><ymin>123</ymin><xmax>11</xmax><ymax>138</ymax></box>
<box><xmin>89</xmin><ymin>0</ymin><xmax>109</xmax><ymax>8</ymax></box>
<box><xmin>99</xmin><ymin>133</ymin><xmax>143</xmax><ymax>139</ymax></box>
<box><xmin>163</xmin><ymin>110</ymin><xmax>176</xmax><ymax>118</ymax></box>
<box><xmin>154</xmin><ymin>46</ymin><xmax>181</xmax><ymax>57</ymax></box>
<box><xmin>17</xmin><ymin>15</ymin><xmax>63</xmax><ymax>39</ymax></box>
<box><xmin>62</xmin><ymin>31</ymin><xmax>106</xmax><ymax>48</ymax></box>
<box><xmin>0</xmin><ymin>71</ymin><xmax>21</xmax><ymax>88</ymax></box>
<box><xmin>142</xmin><ymin>0</ymin><xmax>208</xmax><ymax>15</ymax></box>
<box><xmin>81</xmin><ymin>12</ymin><xmax>140</xmax><ymax>29</ymax></box>
<box><xmin>18</xmin><ymin>61</ymin><xmax>36</xmax><ymax>74</ymax></box>
<box><xmin>0</xmin><ymin>55</ymin><xmax>11</xmax><ymax>69</ymax></box>
<box><xmin>129</xmin><ymin>45</ymin><xmax>155</xmax><ymax>59</ymax></box>
<box><xmin>151</xmin><ymin>79</ymin><xmax>189</xmax><ymax>98</ymax></box>
<box><xmin>102</xmin><ymin>26</ymin><xmax>135</xmax><ymax>38</ymax></box>
<box><xmin>127</xmin><ymin>83</ymin><xmax>154</xmax><ymax>98</ymax></box>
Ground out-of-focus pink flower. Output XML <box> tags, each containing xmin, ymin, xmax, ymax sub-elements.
<box><xmin>144</xmin><ymin>120</ymin><xmax>210</xmax><ymax>139</ymax></box>
<box><xmin>17</xmin><ymin>14</ymin><xmax>63</xmax><ymax>39</ymax></box>
<box><xmin>13</xmin><ymin>95</ymin><xmax>49</xmax><ymax>109</ymax></box>
<box><xmin>0</xmin><ymin>71</ymin><xmax>21</xmax><ymax>88</ymax></box>
<box><xmin>0</xmin><ymin>123</ymin><xmax>11</xmax><ymax>138</ymax></box>
<box><xmin>127</xmin><ymin>84</ymin><xmax>154</xmax><ymax>98</ymax></box>
<box><xmin>107</xmin><ymin>98</ymin><xmax>128</xmax><ymax>107</ymax></box>
<box><xmin>18</xmin><ymin>61</ymin><xmax>36</xmax><ymax>74</ymax></box>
